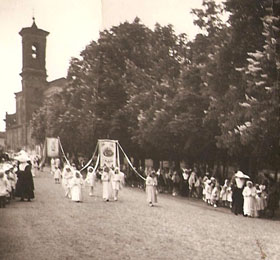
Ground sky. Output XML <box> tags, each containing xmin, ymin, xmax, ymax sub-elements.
<box><xmin>0</xmin><ymin>0</ymin><xmax>222</xmax><ymax>132</ymax></box>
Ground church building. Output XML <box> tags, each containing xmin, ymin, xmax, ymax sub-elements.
<box><xmin>5</xmin><ymin>18</ymin><xmax>67</xmax><ymax>152</ymax></box>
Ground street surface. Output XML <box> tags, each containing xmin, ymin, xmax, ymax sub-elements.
<box><xmin>0</xmin><ymin>167</ymin><xmax>279</xmax><ymax>260</ymax></box>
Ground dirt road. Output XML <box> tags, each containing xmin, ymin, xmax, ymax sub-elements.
<box><xmin>0</xmin><ymin>168</ymin><xmax>279</xmax><ymax>260</ymax></box>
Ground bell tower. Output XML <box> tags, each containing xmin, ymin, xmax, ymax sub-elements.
<box><xmin>19</xmin><ymin>17</ymin><xmax>49</xmax><ymax>147</ymax></box>
<box><xmin>19</xmin><ymin>17</ymin><xmax>49</xmax><ymax>123</ymax></box>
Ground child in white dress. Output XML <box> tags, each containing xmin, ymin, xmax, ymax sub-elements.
<box><xmin>227</xmin><ymin>185</ymin><xmax>233</xmax><ymax>208</ymax></box>
<box><xmin>62</xmin><ymin>166</ymin><xmax>73</xmax><ymax>198</ymax></box>
<box><xmin>220</xmin><ymin>179</ymin><xmax>229</xmax><ymax>207</ymax></box>
<box><xmin>70</xmin><ymin>171</ymin><xmax>84</xmax><ymax>202</ymax></box>
<box><xmin>146</xmin><ymin>172</ymin><xmax>158</xmax><ymax>207</ymax></box>
<box><xmin>205</xmin><ymin>180</ymin><xmax>213</xmax><ymax>205</ymax></box>
<box><xmin>242</xmin><ymin>181</ymin><xmax>258</xmax><ymax>217</ymax></box>
<box><xmin>211</xmin><ymin>182</ymin><xmax>220</xmax><ymax>208</ymax></box>
<box><xmin>0</xmin><ymin>172</ymin><xmax>8</xmax><ymax>208</ymax></box>
<box><xmin>53</xmin><ymin>166</ymin><xmax>62</xmax><ymax>184</ymax></box>
<box><xmin>101</xmin><ymin>167</ymin><xmax>111</xmax><ymax>202</ymax></box>
<box><xmin>85</xmin><ymin>166</ymin><xmax>96</xmax><ymax>196</ymax></box>
<box><xmin>111</xmin><ymin>167</ymin><xmax>125</xmax><ymax>201</ymax></box>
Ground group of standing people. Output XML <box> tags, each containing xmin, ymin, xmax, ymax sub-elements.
<box><xmin>0</xmin><ymin>151</ymin><xmax>36</xmax><ymax>208</ymax></box>
<box><xmin>0</xmin><ymin>162</ymin><xmax>17</xmax><ymax>208</ymax></box>
<box><xmin>51</xmin><ymin>160</ymin><xmax>126</xmax><ymax>203</ymax></box>
<box><xmin>230</xmin><ymin>171</ymin><xmax>279</xmax><ymax>218</ymax></box>
<box><xmin>127</xmin><ymin>165</ymin><xmax>279</xmax><ymax>215</ymax></box>
<box><xmin>52</xmin><ymin>160</ymin><xmax>158</xmax><ymax>207</ymax></box>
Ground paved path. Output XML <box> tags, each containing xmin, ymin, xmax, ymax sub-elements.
<box><xmin>0</xmin><ymin>168</ymin><xmax>279</xmax><ymax>260</ymax></box>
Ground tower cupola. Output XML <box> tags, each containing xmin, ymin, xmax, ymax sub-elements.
<box><xmin>19</xmin><ymin>17</ymin><xmax>49</xmax><ymax>77</ymax></box>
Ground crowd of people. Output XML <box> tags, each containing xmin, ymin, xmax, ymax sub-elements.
<box><xmin>49</xmin><ymin>158</ymin><xmax>126</xmax><ymax>203</ymax></box>
<box><xmin>1</xmin><ymin>150</ymin><xmax>279</xmax><ymax>217</ymax></box>
<box><xmin>124</xmin><ymin>166</ymin><xmax>279</xmax><ymax>217</ymax></box>
<box><xmin>0</xmin><ymin>150</ymin><xmax>36</xmax><ymax>208</ymax></box>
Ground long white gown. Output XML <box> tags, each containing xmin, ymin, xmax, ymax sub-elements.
<box><xmin>101</xmin><ymin>171</ymin><xmax>111</xmax><ymax>200</ymax></box>
<box><xmin>70</xmin><ymin>176</ymin><xmax>83</xmax><ymax>202</ymax></box>
<box><xmin>243</xmin><ymin>186</ymin><xmax>257</xmax><ymax>217</ymax></box>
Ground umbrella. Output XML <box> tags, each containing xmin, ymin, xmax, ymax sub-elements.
<box><xmin>14</xmin><ymin>150</ymin><xmax>30</xmax><ymax>163</ymax></box>
<box><xmin>235</xmin><ymin>170</ymin><xmax>250</xmax><ymax>179</ymax></box>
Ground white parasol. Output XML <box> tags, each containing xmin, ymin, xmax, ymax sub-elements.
<box><xmin>235</xmin><ymin>170</ymin><xmax>250</xmax><ymax>179</ymax></box>
<box><xmin>235</xmin><ymin>171</ymin><xmax>250</xmax><ymax>188</ymax></box>
<box><xmin>14</xmin><ymin>150</ymin><xmax>31</xmax><ymax>163</ymax></box>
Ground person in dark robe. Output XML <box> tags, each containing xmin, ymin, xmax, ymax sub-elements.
<box><xmin>15</xmin><ymin>163</ymin><xmax>34</xmax><ymax>201</ymax></box>
<box><xmin>231</xmin><ymin>182</ymin><xmax>244</xmax><ymax>215</ymax></box>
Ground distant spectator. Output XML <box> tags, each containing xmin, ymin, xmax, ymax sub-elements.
<box><xmin>220</xmin><ymin>179</ymin><xmax>229</xmax><ymax>207</ymax></box>
<box><xmin>188</xmin><ymin>170</ymin><xmax>197</xmax><ymax>198</ymax></box>
<box><xmin>172</xmin><ymin>170</ymin><xmax>180</xmax><ymax>196</ymax></box>
<box><xmin>211</xmin><ymin>182</ymin><xmax>220</xmax><ymax>208</ymax></box>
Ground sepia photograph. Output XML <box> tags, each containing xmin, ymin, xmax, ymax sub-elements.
<box><xmin>0</xmin><ymin>0</ymin><xmax>280</xmax><ymax>259</ymax></box>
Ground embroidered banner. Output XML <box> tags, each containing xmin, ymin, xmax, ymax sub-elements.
<box><xmin>46</xmin><ymin>137</ymin><xmax>59</xmax><ymax>158</ymax></box>
<box><xmin>99</xmin><ymin>139</ymin><xmax>117</xmax><ymax>168</ymax></box>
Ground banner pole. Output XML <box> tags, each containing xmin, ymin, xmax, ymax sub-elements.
<box><xmin>58</xmin><ymin>137</ymin><xmax>71</xmax><ymax>166</ymax></box>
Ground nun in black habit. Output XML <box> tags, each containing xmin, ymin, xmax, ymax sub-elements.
<box><xmin>231</xmin><ymin>171</ymin><xmax>250</xmax><ymax>215</ymax></box>
<box><xmin>15</xmin><ymin>163</ymin><xmax>34</xmax><ymax>201</ymax></box>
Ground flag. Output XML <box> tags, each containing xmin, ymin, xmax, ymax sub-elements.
<box><xmin>99</xmin><ymin>139</ymin><xmax>117</xmax><ymax>168</ymax></box>
<box><xmin>46</xmin><ymin>137</ymin><xmax>59</xmax><ymax>158</ymax></box>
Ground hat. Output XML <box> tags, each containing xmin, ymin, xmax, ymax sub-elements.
<box><xmin>14</xmin><ymin>150</ymin><xmax>30</xmax><ymax>163</ymax></box>
<box><xmin>235</xmin><ymin>171</ymin><xmax>250</xmax><ymax>179</ymax></box>
<box><xmin>246</xmin><ymin>180</ymin><xmax>253</xmax><ymax>186</ymax></box>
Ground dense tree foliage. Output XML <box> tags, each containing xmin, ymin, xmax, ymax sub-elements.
<box><xmin>31</xmin><ymin>0</ymin><xmax>280</xmax><ymax>177</ymax></box>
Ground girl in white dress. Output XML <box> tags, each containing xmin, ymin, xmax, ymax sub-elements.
<box><xmin>85</xmin><ymin>166</ymin><xmax>96</xmax><ymax>196</ymax></box>
<box><xmin>70</xmin><ymin>171</ymin><xmax>84</xmax><ymax>202</ymax></box>
<box><xmin>227</xmin><ymin>185</ymin><xmax>233</xmax><ymax>208</ymax></box>
<box><xmin>50</xmin><ymin>158</ymin><xmax>55</xmax><ymax>175</ymax></box>
<box><xmin>0</xmin><ymin>172</ymin><xmax>8</xmax><ymax>208</ymax></box>
<box><xmin>111</xmin><ymin>167</ymin><xmax>125</xmax><ymax>201</ymax></box>
<box><xmin>53</xmin><ymin>166</ymin><xmax>62</xmax><ymax>184</ymax></box>
<box><xmin>61</xmin><ymin>166</ymin><xmax>73</xmax><ymax>198</ymax></box>
<box><xmin>242</xmin><ymin>181</ymin><xmax>258</xmax><ymax>217</ymax></box>
<box><xmin>205</xmin><ymin>180</ymin><xmax>213</xmax><ymax>205</ymax></box>
<box><xmin>146</xmin><ymin>172</ymin><xmax>158</xmax><ymax>207</ymax></box>
<box><xmin>220</xmin><ymin>179</ymin><xmax>229</xmax><ymax>207</ymax></box>
<box><xmin>211</xmin><ymin>182</ymin><xmax>220</xmax><ymax>208</ymax></box>
<box><xmin>101</xmin><ymin>167</ymin><xmax>111</xmax><ymax>201</ymax></box>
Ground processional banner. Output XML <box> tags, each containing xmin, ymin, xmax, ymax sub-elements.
<box><xmin>99</xmin><ymin>140</ymin><xmax>117</xmax><ymax>168</ymax></box>
<box><xmin>46</xmin><ymin>137</ymin><xmax>59</xmax><ymax>158</ymax></box>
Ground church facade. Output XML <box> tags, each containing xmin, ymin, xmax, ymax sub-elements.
<box><xmin>5</xmin><ymin>19</ymin><xmax>67</xmax><ymax>152</ymax></box>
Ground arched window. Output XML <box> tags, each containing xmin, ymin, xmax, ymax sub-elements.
<box><xmin>31</xmin><ymin>43</ymin><xmax>38</xmax><ymax>59</ymax></box>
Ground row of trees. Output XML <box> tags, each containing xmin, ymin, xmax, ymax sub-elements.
<box><xmin>31</xmin><ymin>0</ymin><xmax>280</xmax><ymax>178</ymax></box>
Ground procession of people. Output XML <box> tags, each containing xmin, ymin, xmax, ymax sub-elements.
<box><xmin>0</xmin><ymin>147</ymin><xmax>279</xmax><ymax>220</ymax></box>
